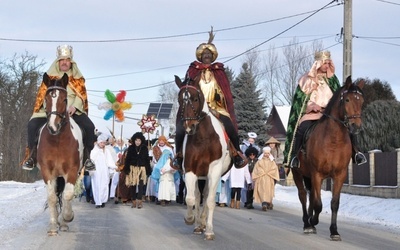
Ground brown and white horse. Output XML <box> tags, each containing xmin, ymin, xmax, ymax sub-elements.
<box><xmin>175</xmin><ymin>75</ymin><xmax>232</xmax><ymax>240</ymax></box>
<box><xmin>37</xmin><ymin>73</ymin><xmax>83</xmax><ymax>235</ymax></box>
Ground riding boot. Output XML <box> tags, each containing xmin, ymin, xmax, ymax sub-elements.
<box><xmin>290</xmin><ymin>136</ymin><xmax>301</xmax><ymax>168</ymax></box>
<box><xmin>350</xmin><ymin>134</ymin><xmax>367</xmax><ymax>165</ymax></box>
<box><xmin>83</xmin><ymin>148</ymin><xmax>96</xmax><ymax>171</ymax></box>
<box><xmin>22</xmin><ymin>147</ymin><xmax>37</xmax><ymax>171</ymax></box>
<box><xmin>172</xmin><ymin>122</ymin><xmax>185</xmax><ymax>170</ymax></box>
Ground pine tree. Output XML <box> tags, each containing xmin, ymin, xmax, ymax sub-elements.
<box><xmin>231</xmin><ymin>63</ymin><xmax>267</xmax><ymax>146</ymax></box>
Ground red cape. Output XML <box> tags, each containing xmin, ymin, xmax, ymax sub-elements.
<box><xmin>186</xmin><ymin>61</ymin><xmax>237</xmax><ymax>131</ymax></box>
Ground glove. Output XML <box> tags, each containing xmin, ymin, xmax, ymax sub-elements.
<box><xmin>247</xmin><ymin>183</ymin><xmax>252</xmax><ymax>190</ymax></box>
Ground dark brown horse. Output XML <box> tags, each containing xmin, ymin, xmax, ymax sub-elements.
<box><xmin>37</xmin><ymin>73</ymin><xmax>83</xmax><ymax>235</ymax></box>
<box><xmin>291</xmin><ymin>76</ymin><xmax>365</xmax><ymax>241</ymax></box>
<box><xmin>175</xmin><ymin>75</ymin><xmax>232</xmax><ymax>240</ymax></box>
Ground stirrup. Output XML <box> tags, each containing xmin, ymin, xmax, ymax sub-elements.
<box><xmin>290</xmin><ymin>156</ymin><xmax>300</xmax><ymax>168</ymax></box>
<box><xmin>22</xmin><ymin>158</ymin><xmax>35</xmax><ymax>171</ymax></box>
<box><xmin>84</xmin><ymin>159</ymin><xmax>96</xmax><ymax>171</ymax></box>
<box><xmin>355</xmin><ymin>152</ymin><xmax>367</xmax><ymax>166</ymax></box>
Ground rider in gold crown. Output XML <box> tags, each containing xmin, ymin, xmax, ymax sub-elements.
<box><xmin>173</xmin><ymin>28</ymin><xmax>245</xmax><ymax>169</ymax></box>
<box><xmin>21</xmin><ymin>45</ymin><xmax>96</xmax><ymax>171</ymax></box>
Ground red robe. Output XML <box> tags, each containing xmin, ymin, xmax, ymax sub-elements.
<box><xmin>186</xmin><ymin>61</ymin><xmax>238</xmax><ymax>131</ymax></box>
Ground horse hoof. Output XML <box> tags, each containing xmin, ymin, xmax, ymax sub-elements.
<box><xmin>303</xmin><ymin>227</ymin><xmax>316</xmax><ymax>234</ymax></box>
<box><xmin>193</xmin><ymin>228</ymin><xmax>203</xmax><ymax>235</ymax></box>
<box><xmin>59</xmin><ymin>225</ymin><xmax>69</xmax><ymax>232</ymax></box>
<box><xmin>204</xmin><ymin>233</ymin><xmax>215</xmax><ymax>240</ymax></box>
<box><xmin>47</xmin><ymin>230</ymin><xmax>58</xmax><ymax>236</ymax></box>
<box><xmin>184</xmin><ymin>217</ymin><xmax>195</xmax><ymax>225</ymax></box>
<box><xmin>330</xmin><ymin>235</ymin><xmax>341</xmax><ymax>241</ymax></box>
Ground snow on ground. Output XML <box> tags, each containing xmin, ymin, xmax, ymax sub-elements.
<box><xmin>0</xmin><ymin>180</ymin><xmax>399</xmax><ymax>243</ymax></box>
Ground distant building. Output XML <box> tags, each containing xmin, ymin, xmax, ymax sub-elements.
<box><xmin>265</xmin><ymin>105</ymin><xmax>291</xmax><ymax>145</ymax></box>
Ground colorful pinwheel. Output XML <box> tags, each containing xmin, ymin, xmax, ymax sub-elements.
<box><xmin>98</xmin><ymin>89</ymin><xmax>132</xmax><ymax>122</ymax></box>
<box><xmin>137</xmin><ymin>114</ymin><xmax>159</xmax><ymax>134</ymax></box>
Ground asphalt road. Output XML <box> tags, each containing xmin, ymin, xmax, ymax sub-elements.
<box><xmin>5</xmin><ymin>198</ymin><xmax>400</xmax><ymax>250</ymax></box>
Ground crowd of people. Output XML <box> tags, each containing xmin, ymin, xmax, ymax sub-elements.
<box><xmin>20</xmin><ymin>28</ymin><xmax>367</xmax><ymax>212</ymax></box>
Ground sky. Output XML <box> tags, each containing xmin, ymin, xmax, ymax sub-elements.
<box><xmin>0</xmin><ymin>180</ymin><xmax>399</xmax><ymax>246</ymax></box>
<box><xmin>1</xmin><ymin>0</ymin><xmax>399</xmax><ymax>140</ymax></box>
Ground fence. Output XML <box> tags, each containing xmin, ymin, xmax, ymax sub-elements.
<box><xmin>285</xmin><ymin>149</ymin><xmax>400</xmax><ymax>198</ymax></box>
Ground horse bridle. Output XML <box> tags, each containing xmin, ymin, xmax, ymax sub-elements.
<box><xmin>45</xmin><ymin>86</ymin><xmax>68</xmax><ymax>128</ymax></box>
<box><xmin>179</xmin><ymin>84</ymin><xmax>208</xmax><ymax>122</ymax></box>
<box><xmin>324</xmin><ymin>88</ymin><xmax>363</xmax><ymax>129</ymax></box>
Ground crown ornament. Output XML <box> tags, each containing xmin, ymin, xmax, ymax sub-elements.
<box><xmin>314</xmin><ymin>51</ymin><xmax>331</xmax><ymax>62</ymax></box>
<box><xmin>57</xmin><ymin>45</ymin><xmax>73</xmax><ymax>60</ymax></box>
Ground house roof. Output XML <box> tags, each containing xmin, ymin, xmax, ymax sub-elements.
<box><xmin>275</xmin><ymin>105</ymin><xmax>291</xmax><ymax>131</ymax></box>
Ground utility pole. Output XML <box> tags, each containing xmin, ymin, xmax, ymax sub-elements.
<box><xmin>343</xmin><ymin>0</ymin><xmax>352</xmax><ymax>83</ymax></box>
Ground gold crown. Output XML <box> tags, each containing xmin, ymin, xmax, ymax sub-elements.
<box><xmin>56</xmin><ymin>45</ymin><xmax>73</xmax><ymax>60</ymax></box>
<box><xmin>314</xmin><ymin>51</ymin><xmax>331</xmax><ymax>61</ymax></box>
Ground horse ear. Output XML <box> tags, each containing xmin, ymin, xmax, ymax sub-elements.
<box><xmin>344</xmin><ymin>75</ymin><xmax>352</xmax><ymax>89</ymax></box>
<box><xmin>43</xmin><ymin>73</ymin><xmax>50</xmax><ymax>87</ymax></box>
<box><xmin>61</xmin><ymin>73</ymin><xmax>69</xmax><ymax>88</ymax></box>
<box><xmin>357</xmin><ymin>79</ymin><xmax>365</xmax><ymax>90</ymax></box>
<box><xmin>174</xmin><ymin>75</ymin><xmax>182</xmax><ymax>88</ymax></box>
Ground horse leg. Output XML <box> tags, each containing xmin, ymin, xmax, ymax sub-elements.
<box><xmin>293</xmin><ymin>172</ymin><xmax>314</xmax><ymax>233</ymax></box>
<box><xmin>330</xmin><ymin>176</ymin><xmax>345</xmax><ymax>241</ymax></box>
<box><xmin>46</xmin><ymin>180</ymin><xmax>59</xmax><ymax>236</ymax></box>
<box><xmin>184</xmin><ymin>172</ymin><xmax>196</xmax><ymax>226</ymax></box>
<box><xmin>59</xmin><ymin>182</ymin><xmax>75</xmax><ymax>232</ymax></box>
<box><xmin>310</xmin><ymin>176</ymin><xmax>323</xmax><ymax>228</ymax></box>
<box><xmin>193</xmin><ymin>183</ymin><xmax>204</xmax><ymax>234</ymax></box>
<box><xmin>204</xmin><ymin>173</ymin><xmax>219</xmax><ymax>240</ymax></box>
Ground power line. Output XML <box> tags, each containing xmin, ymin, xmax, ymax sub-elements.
<box><xmin>0</xmin><ymin>5</ymin><xmax>341</xmax><ymax>44</ymax></box>
<box><xmin>223</xmin><ymin>0</ymin><xmax>341</xmax><ymax>64</ymax></box>
<box><xmin>375</xmin><ymin>0</ymin><xmax>400</xmax><ymax>6</ymax></box>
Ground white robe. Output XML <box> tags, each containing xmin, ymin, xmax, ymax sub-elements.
<box><xmin>90</xmin><ymin>145</ymin><xmax>116</xmax><ymax>206</ymax></box>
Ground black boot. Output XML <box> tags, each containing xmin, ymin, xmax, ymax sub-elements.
<box><xmin>22</xmin><ymin>147</ymin><xmax>37</xmax><ymax>171</ymax></box>
<box><xmin>83</xmin><ymin>148</ymin><xmax>96</xmax><ymax>171</ymax></box>
<box><xmin>350</xmin><ymin>134</ymin><xmax>367</xmax><ymax>166</ymax></box>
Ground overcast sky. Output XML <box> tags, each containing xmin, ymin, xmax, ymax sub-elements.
<box><xmin>1</xmin><ymin>0</ymin><xmax>399</xmax><ymax>140</ymax></box>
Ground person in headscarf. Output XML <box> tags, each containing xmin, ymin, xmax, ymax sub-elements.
<box><xmin>283</xmin><ymin>51</ymin><xmax>368</xmax><ymax>169</ymax></box>
<box><xmin>243</xmin><ymin>146</ymin><xmax>259</xmax><ymax>209</ymax></box>
<box><xmin>21</xmin><ymin>45</ymin><xmax>96</xmax><ymax>171</ymax></box>
<box><xmin>147</xmin><ymin>135</ymin><xmax>174</xmax><ymax>203</ymax></box>
<box><xmin>90</xmin><ymin>133</ymin><xmax>116</xmax><ymax>208</ymax></box>
<box><xmin>173</xmin><ymin>27</ymin><xmax>245</xmax><ymax>170</ymax></box>
<box><xmin>252</xmin><ymin>147</ymin><xmax>280</xmax><ymax>211</ymax></box>
<box><xmin>124</xmin><ymin>132</ymin><xmax>150</xmax><ymax>209</ymax></box>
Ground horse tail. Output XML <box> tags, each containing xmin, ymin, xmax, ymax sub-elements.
<box><xmin>56</xmin><ymin>177</ymin><xmax>65</xmax><ymax>209</ymax></box>
<box><xmin>303</xmin><ymin>176</ymin><xmax>312</xmax><ymax>192</ymax></box>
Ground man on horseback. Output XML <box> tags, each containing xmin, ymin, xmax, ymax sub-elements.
<box><xmin>283</xmin><ymin>51</ymin><xmax>367</xmax><ymax>169</ymax></box>
<box><xmin>21</xmin><ymin>45</ymin><xmax>96</xmax><ymax>171</ymax></box>
<box><xmin>173</xmin><ymin>28</ymin><xmax>245</xmax><ymax>169</ymax></box>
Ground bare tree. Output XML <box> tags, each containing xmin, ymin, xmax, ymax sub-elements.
<box><xmin>261</xmin><ymin>38</ymin><xmax>323</xmax><ymax>106</ymax></box>
<box><xmin>0</xmin><ymin>52</ymin><xmax>44</xmax><ymax>181</ymax></box>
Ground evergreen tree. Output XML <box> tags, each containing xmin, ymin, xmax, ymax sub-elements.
<box><xmin>231</xmin><ymin>63</ymin><xmax>267</xmax><ymax>146</ymax></box>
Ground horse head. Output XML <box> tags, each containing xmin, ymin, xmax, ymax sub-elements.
<box><xmin>175</xmin><ymin>75</ymin><xmax>207</xmax><ymax>135</ymax></box>
<box><xmin>340</xmin><ymin>76</ymin><xmax>365</xmax><ymax>134</ymax></box>
<box><xmin>43</xmin><ymin>73</ymin><xmax>69</xmax><ymax>135</ymax></box>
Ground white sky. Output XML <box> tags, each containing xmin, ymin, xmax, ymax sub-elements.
<box><xmin>1</xmin><ymin>0</ymin><xmax>399</xmax><ymax>140</ymax></box>
<box><xmin>1</xmin><ymin>180</ymin><xmax>399</xmax><ymax>246</ymax></box>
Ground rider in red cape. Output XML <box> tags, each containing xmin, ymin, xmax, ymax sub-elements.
<box><xmin>174</xmin><ymin>28</ymin><xmax>244</xmax><ymax>169</ymax></box>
